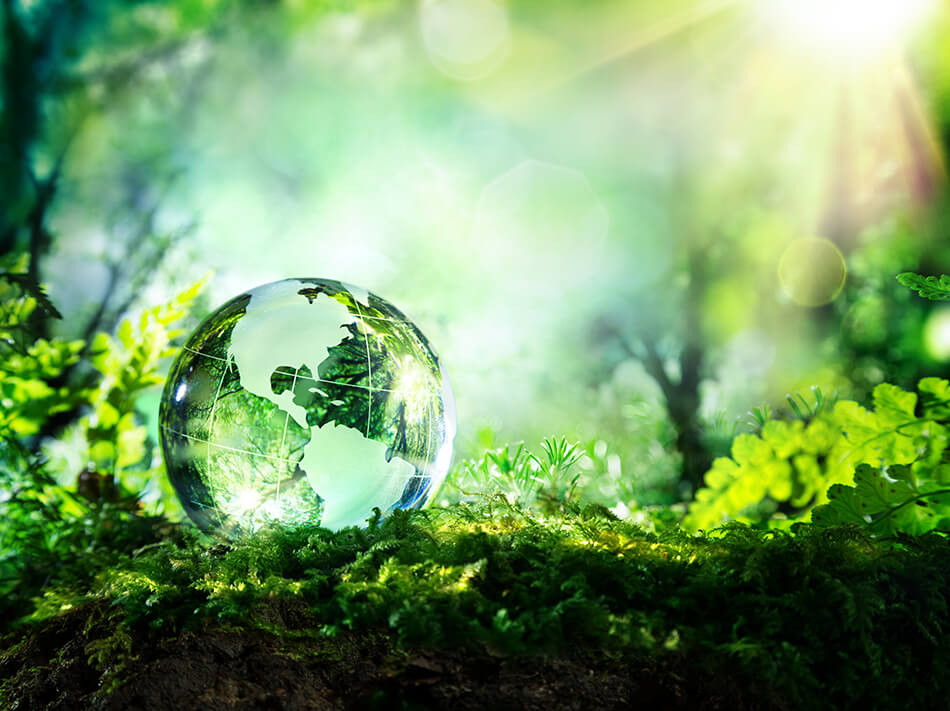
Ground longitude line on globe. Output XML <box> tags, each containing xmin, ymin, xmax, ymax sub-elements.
<box><xmin>160</xmin><ymin>423</ymin><xmax>432</xmax><ymax>479</ymax></box>
<box><xmin>351</xmin><ymin>301</ymin><xmax>374</xmax><ymax>439</ymax></box>
<box><xmin>205</xmin><ymin>354</ymin><xmax>233</xmax><ymax>482</ymax></box>
<box><xmin>414</xmin><ymin>393</ymin><xmax>434</xmax><ymax>500</ymax></box>
<box><xmin>274</xmin><ymin>366</ymin><xmax>300</xmax><ymax>510</ymax></box>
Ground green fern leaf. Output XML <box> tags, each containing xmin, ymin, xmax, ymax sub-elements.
<box><xmin>897</xmin><ymin>272</ymin><xmax>950</xmax><ymax>301</ymax></box>
<box><xmin>1</xmin><ymin>271</ymin><xmax>63</xmax><ymax>319</ymax></box>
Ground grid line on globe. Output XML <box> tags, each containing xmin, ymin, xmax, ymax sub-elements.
<box><xmin>350</xmin><ymin>295</ymin><xmax>375</xmax><ymax>439</ymax></box>
<box><xmin>205</xmin><ymin>352</ymin><xmax>233</xmax><ymax>487</ymax></box>
<box><xmin>159</xmin><ymin>278</ymin><xmax>456</xmax><ymax>533</ymax></box>
<box><xmin>273</xmin><ymin>364</ymin><xmax>298</xmax><ymax>512</ymax></box>
<box><xmin>182</xmin><ymin>345</ymin><xmax>405</xmax><ymax>393</ymax></box>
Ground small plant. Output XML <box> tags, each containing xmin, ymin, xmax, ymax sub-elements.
<box><xmin>685</xmin><ymin>412</ymin><xmax>849</xmax><ymax>531</ymax></box>
<box><xmin>688</xmin><ymin>377</ymin><xmax>950</xmax><ymax>536</ymax></box>
<box><xmin>784</xmin><ymin>386</ymin><xmax>837</xmax><ymax>422</ymax></box>
<box><xmin>0</xmin><ymin>263</ymin><xmax>206</xmax><ymax>625</ymax></box>
<box><xmin>0</xmin><ymin>256</ymin><xmax>85</xmax><ymax>446</ymax></box>
<box><xmin>530</xmin><ymin>436</ymin><xmax>585</xmax><ymax>510</ymax></box>
<box><xmin>79</xmin><ymin>276</ymin><xmax>207</xmax><ymax>504</ymax></box>
<box><xmin>442</xmin><ymin>436</ymin><xmax>585</xmax><ymax>510</ymax></box>
<box><xmin>744</xmin><ymin>404</ymin><xmax>773</xmax><ymax>434</ymax></box>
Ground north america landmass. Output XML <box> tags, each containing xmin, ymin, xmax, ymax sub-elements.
<box><xmin>227</xmin><ymin>279</ymin><xmax>415</xmax><ymax>529</ymax></box>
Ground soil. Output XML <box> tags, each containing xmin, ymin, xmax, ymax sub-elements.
<box><xmin>0</xmin><ymin>601</ymin><xmax>773</xmax><ymax>711</ymax></box>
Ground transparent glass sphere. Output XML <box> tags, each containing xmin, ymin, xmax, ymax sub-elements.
<box><xmin>159</xmin><ymin>278</ymin><xmax>456</xmax><ymax>533</ymax></box>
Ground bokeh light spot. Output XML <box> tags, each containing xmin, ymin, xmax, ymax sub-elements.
<box><xmin>924</xmin><ymin>307</ymin><xmax>950</xmax><ymax>361</ymax></box>
<box><xmin>777</xmin><ymin>238</ymin><xmax>846</xmax><ymax>307</ymax></box>
<box><xmin>420</xmin><ymin>0</ymin><xmax>509</xmax><ymax>80</ymax></box>
<box><xmin>474</xmin><ymin>160</ymin><xmax>608</xmax><ymax>256</ymax></box>
<box><xmin>472</xmin><ymin>160</ymin><xmax>609</xmax><ymax>300</ymax></box>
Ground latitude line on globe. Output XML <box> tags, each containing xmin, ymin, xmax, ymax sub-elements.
<box><xmin>161</xmin><ymin>423</ymin><xmax>432</xmax><ymax>479</ymax></box>
<box><xmin>162</xmin><ymin>424</ymin><xmax>291</xmax><ymax>464</ymax></box>
<box><xmin>182</xmin><ymin>346</ymin><xmax>400</xmax><ymax>393</ymax></box>
<box><xmin>354</xmin><ymin>313</ymin><xmax>405</xmax><ymax>325</ymax></box>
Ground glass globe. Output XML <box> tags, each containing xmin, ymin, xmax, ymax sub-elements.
<box><xmin>159</xmin><ymin>278</ymin><xmax>456</xmax><ymax>533</ymax></box>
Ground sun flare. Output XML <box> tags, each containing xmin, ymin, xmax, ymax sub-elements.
<box><xmin>763</xmin><ymin>0</ymin><xmax>936</xmax><ymax>60</ymax></box>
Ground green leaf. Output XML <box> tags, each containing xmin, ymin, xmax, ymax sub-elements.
<box><xmin>762</xmin><ymin>420</ymin><xmax>803</xmax><ymax>459</ymax></box>
<box><xmin>731</xmin><ymin>434</ymin><xmax>772</xmax><ymax>467</ymax></box>
<box><xmin>871</xmin><ymin>383</ymin><xmax>917</xmax><ymax>427</ymax></box>
<box><xmin>812</xmin><ymin>483</ymin><xmax>870</xmax><ymax>527</ymax></box>
<box><xmin>800</xmin><ymin>418</ymin><xmax>838</xmax><ymax>454</ymax></box>
<box><xmin>833</xmin><ymin>391</ymin><xmax>923</xmax><ymax>466</ymax></box>
<box><xmin>95</xmin><ymin>401</ymin><xmax>120</xmax><ymax>429</ymax></box>
<box><xmin>689</xmin><ymin>378</ymin><xmax>950</xmax><ymax>533</ymax></box>
<box><xmin>116</xmin><ymin>414</ymin><xmax>147</xmax><ymax>471</ymax></box>
<box><xmin>90</xmin><ymin>440</ymin><xmax>116</xmax><ymax>464</ymax></box>
<box><xmin>876</xmin><ymin>465</ymin><xmax>948</xmax><ymax>535</ymax></box>
<box><xmin>918</xmin><ymin>378</ymin><xmax>950</xmax><ymax>419</ymax></box>
<box><xmin>703</xmin><ymin>457</ymin><xmax>739</xmax><ymax>490</ymax></box>
<box><xmin>897</xmin><ymin>272</ymin><xmax>950</xmax><ymax>301</ymax></box>
<box><xmin>764</xmin><ymin>460</ymin><xmax>793</xmax><ymax>500</ymax></box>
<box><xmin>1</xmin><ymin>272</ymin><xmax>63</xmax><ymax>319</ymax></box>
<box><xmin>812</xmin><ymin>463</ymin><xmax>950</xmax><ymax>536</ymax></box>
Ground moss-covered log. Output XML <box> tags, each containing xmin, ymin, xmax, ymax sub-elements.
<box><xmin>3</xmin><ymin>504</ymin><xmax>950</xmax><ymax>709</ymax></box>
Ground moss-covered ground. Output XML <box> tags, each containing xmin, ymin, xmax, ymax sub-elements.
<box><xmin>3</xmin><ymin>502</ymin><xmax>950</xmax><ymax>709</ymax></box>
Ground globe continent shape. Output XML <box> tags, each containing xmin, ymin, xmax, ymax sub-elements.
<box><xmin>159</xmin><ymin>278</ymin><xmax>456</xmax><ymax>534</ymax></box>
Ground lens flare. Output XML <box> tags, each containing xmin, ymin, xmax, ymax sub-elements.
<box><xmin>777</xmin><ymin>238</ymin><xmax>846</xmax><ymax>307</ymax></box>
<box><xmin>763</xmin><ymin>0</ymin><xmax>936</xmax><ymax>60</ymax></box>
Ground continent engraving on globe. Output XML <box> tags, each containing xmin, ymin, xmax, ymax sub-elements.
<box><xmin>159</xmin><ymin>278</ymin><xmax>456</xmax><ymax>533</ymax></box>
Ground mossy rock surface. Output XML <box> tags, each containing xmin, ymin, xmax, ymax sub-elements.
<box><xmin>4</xmin><ymin>505</ymin><xmax>950</xmax><ymax>709</ymax></box>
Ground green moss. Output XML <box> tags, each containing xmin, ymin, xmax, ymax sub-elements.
<box><xmin>84</xmin><ymin>622</ymin><xmax>135</xmax><ymax>698</ymax></box>
<box><xmin>8</xmin><ymin>501</ymin><xmax>950</xmax><ymax>709</ymax></box>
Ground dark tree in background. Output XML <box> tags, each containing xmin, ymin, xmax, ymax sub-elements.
<box><xmin>1</xmin><ymin>1</ymin><xmax>220</xmax><ymax>340</ymax></box>
<box><xmin>0</xmin><ymin>0</ymin><xmax>221</xmax><ymax>445</ymax></box>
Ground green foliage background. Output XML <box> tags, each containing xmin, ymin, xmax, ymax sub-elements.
<box><xmin>6</xmin><ymin>4</ymin><xmax>950</xmax><ymax>702</ymax></box>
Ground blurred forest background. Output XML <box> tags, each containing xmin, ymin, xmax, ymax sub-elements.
<box><xmin>5</xmin><ymin>0</ymin><xmax>950</xmax><ymax>516</ymax></box>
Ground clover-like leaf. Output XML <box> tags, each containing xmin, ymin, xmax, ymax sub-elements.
<box><xmin>811</xmin><ymin>483</ymin><xmax>870</xmax><ymax>527</ymax></box>
<box><xmin>812</xmin><ymin>463</ymin><xmax>950</xmax><ymax>536</ymax></box>
<box><xmin>918</xmin><ymin>377</ymin><xmax>950</xmax><ymax>420</ymax></box>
